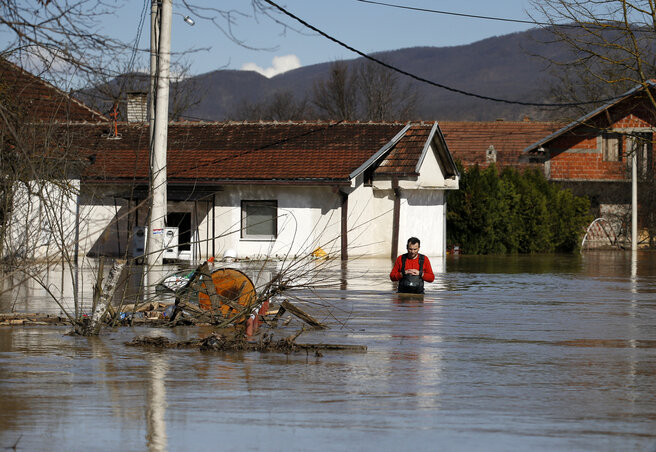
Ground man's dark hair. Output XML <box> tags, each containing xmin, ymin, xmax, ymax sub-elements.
<box><xmin>407</xmin><ymin>237</ymin><xmax>420</xmax><ymax>246</ymax></box>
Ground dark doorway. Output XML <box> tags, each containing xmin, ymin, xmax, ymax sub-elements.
<box><xmin>167</xmin><ymin>212</ymin><xmax>191</xmax><ymax>251</ymax></box>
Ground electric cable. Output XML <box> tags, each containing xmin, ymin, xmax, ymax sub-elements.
<box><xmin>262</xmin><ymin>0</ymin><xmax>620</xmax><ymax>108</ymax></box>
<box><xmin>109</xmin><ymin>0</ymin><xmax>148</xmax><ymax>117</ymax></box>
<box><xmin>355</xmin><ymin>0</ymin><xmax>549</xmax><ymax>26</ymax></box>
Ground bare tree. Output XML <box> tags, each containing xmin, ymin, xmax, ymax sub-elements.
<box><xmin>530</xmin><ymin>0</ymin><xmax>656</xmax><ymax>247</ymax></box>
<box><xmin>235</xmin><ymin>90</ymin><xmax>310</xmax><ymax>121</ymax></box>
<box><xmin>0</xmin><ymin>0</ymin><xmax>282</xmax><ymax>334</ymax></box>
<box><xmin>312</xmin><ymin>61</ymin><xmax>358</xmax><ymax>120</ymax></box>
<box><xmin>312</xmin><ymin>59</ymin><xmax>418</xmax><ymax>122</ymax></box>
<box><xmin>530</xmin><ymin>1</ymin><xmax>656</xmax><ymax>115</ymax></box>
<box><xmin>0</xmin><ymin>0</ymin><xmax>138</xmax><ymax>92</ymax></box>
<box><xmin>355</xmin><ymin>60</ymin><xmax>417</xmax><ymax>121</ymax></box>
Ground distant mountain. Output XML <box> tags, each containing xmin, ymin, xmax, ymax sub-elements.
<box><xmin>178</xmin><ymin>27</ymin><xmax>570</xmax><ymax>122</ymax></box>
<box><xmin>82</xmin><ymin>27</ymin><xmax>575</xmax><ymax>122</ymax></box>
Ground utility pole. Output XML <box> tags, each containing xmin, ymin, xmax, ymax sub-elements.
<box><xmin>147</xmin><ymin>0</ymin><xmax>171</xmax><ymax>268</ymax></box>
<box><xmin>149</xmin><ymin>0</ymin><xmax>157</xmax><ymax>143</ymax></box>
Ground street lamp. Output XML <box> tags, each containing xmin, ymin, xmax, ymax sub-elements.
<box><xmin>173</xmin><ymin>11</ymin><xmax>196</xmax><ymax>26</ymax></box>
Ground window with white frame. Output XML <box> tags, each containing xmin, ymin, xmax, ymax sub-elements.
<box><xmin>602</xmin><ymin>132</ymin><xmax>623</xmax><ymax>162</ymax></box>
<box><xmin>241</xmin><ymin>200</ymin><xmax>277</xmax><ymax>239</ymax></box>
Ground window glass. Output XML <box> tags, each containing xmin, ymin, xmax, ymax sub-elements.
<box><xmin>241</xmin><ymin>201</ymin><xmax>277</xmax><ymax>238</ymax></box>
<box><xmin>602</xmin><ymin>133</ymin><xmax>622</xmax><ymax>162</ymax></box>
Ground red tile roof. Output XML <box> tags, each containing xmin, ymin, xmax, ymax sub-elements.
<box><xmin>376</xmin><ymin>124</ymin><xmax>433</xmax><ymax>176</ymax></box>
<box><xmin>0</xmin><ymin>58</ymin><xmax>107</xmax><ymax>123</ymax></box>
<box><xmin>439</xmin><ymin>121</ymin><xmax>561</xmax><ymax>169</ymax></box>
<box><xmin>76</xmin><ymin>121</ymin><xmax>419</xmax><ymax>184</ymax></box>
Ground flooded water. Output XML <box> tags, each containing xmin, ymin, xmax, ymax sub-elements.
<box><xmin>1</xmin><ymin>252</ymin><xmax>656</xmax><ymax>451</ymax></box>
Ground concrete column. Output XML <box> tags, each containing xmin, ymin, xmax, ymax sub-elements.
<box><xmin>147</xmin><ymin>0</ymin><xmax>171</xmax><ymax>268</ymax></box>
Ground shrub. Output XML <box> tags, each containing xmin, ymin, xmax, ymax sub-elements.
<box><xmin>447</xmin><ymin>164</ymin><xmax>592</xmax><ymax>254</ymax></box>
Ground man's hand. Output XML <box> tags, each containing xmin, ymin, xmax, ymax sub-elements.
<box><xmin>405</xmin><ymin>269</ymin><xmax>420</xmax><ymax>276</ymax></box>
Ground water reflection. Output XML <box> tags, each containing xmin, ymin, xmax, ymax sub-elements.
<box><xmin>0</xmin><ymin>259</ymin><xmax>284</xmax><ymax>317</ymax></box>
<box><xmin>446</xmin><ymin>253</ymin><xmax>584</xmax><ymax>274</ymax></box>
<box><xmin>146</xmin><ymin>354</ymin><xmax>168</xmax><ymax>452</ymax></box>
<box><xmin>1</xmin><ymin>253</ymin><xmax>656</xmax><ymax>451</ymax></box>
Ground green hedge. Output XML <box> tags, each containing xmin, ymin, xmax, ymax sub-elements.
<box><xmin>446</xmin><ymin>163</ymin><xmax>592</xmax><ymax>254</ymax></box>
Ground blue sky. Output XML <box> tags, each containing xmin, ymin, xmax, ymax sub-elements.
<box><xmin>101</xmin><ymin>0</ymin><xmax>536</xmax><ymax>78</ymax></box>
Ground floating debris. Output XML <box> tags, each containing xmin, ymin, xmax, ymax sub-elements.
<box><xmin>0</xmin><ymin>313</ymin><xmax>68</xmax><ymax>326</ymax></box>
<box><xmin>126</xmin><ymin>330</ymin><xmax>367</xmax><ymax>354</ymax></box>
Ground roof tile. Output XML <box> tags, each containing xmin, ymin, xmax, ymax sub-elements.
<box><xmin>77</xmin><ymin>122</ymin><xmax>409</xmax><ymax>183</ymax></box>
<box><xmin>439</xmin><ymin>121</ymin><xmax>561</xmax><ymax>169</ymax></box>
<box><xmin>0</xmin><ymin>58</ymin><xmax>107</xmax><ymax>123</ymax></box>
<box><xmin>376</xmin><ymin>125</ymin><xmax>433</xmax><ymax>175</ymax></box>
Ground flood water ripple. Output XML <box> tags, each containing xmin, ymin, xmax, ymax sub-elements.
<box><xmin>1</xmin><ymin>252</ymin><xmax>656</xmax><ymax>451</ymax></box>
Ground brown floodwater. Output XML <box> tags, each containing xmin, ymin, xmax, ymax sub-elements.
<box><xmin>1</xmin><ymin>252</ymin><xmax>656</xmax><ymax>451</ymax></box>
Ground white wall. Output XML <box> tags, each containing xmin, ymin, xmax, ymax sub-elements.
<box><xmin>344</xmin><ymin>181</ymin><xmax>394</xmax><ymax>257</ymax></box>
<box><xmin>398</xmin><ymin>189</ymin><xmax>446</xmax><ymax>257</ymax></box>
<box><xmin>5</xmin><ymin>180</ymin><xmax>80</xmax><ymax>260</ymax></box>
<box><xmin>200</xmin><ymin>185</ymin><xmax>343</xmax><ymax>260</ymax></box>
<box><xmin>78</xmin><ymin>202</ymin><xmax>126</xmax><ymax>257</ymax></box>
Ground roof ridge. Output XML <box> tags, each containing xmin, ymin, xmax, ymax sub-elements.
<box><xmin>439</xmin><ymin>120</ymin><xmax>559</xmax><ymax>125</ymax></box>
<box><xmin>165</xmin><ymin>120</ymin><xmax>409</xmax><ymax>126</ymax></box>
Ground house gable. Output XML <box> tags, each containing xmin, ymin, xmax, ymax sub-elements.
<box><xmin>413</xmin><ymin>123</ymin><xmax>458</xmax><ymax>189</ymax></box>
<box><xmin>524</xmin><ymin>82</ymin><xmax>656</xmax><ymax>182</ymax></box>
<box><xmin>372</xmin><ymin>122</ymin><xmax>459</xmax><ymax>190</ymax></box>
<box><xmin>349</xmin><ymin>124</ymin><xmax>410</xmax><ymax>183</ymax></box>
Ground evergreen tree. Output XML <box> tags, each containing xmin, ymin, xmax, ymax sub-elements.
<box><xmin>447</xmin><ymin>164</ymin><xmax>591</xmax><ymax>254</ymax></box>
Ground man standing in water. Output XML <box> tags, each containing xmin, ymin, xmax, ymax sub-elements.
<box><xmin>390</xmin><ymin>237</ymin><xmax>434</xmax><ymax>294</ymax></box>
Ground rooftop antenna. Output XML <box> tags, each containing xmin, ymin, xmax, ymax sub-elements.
<box><xmin>104</xmin><ymin>102</ymin><xmax>122</xmax><ymax>140</ymax></box>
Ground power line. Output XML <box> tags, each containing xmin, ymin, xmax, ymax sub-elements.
<box><xmin>127</xmin><ymin>0</ymin><xmax>149</xmax><ymax>74</ymax></box>
<box><xmin>112</xmin><ymin>0</ymin><xmax>148</xmax><ymax>115</ymax></box>
<box><xmin>262</xmin><ymin>0</ymin><xmax>617</xmax><ymax>108</ymax></box>
<box><xmin>355</xmin><ymin>0</ymin><xmax>546</xmax><ymax>27</ymax></box>
<box><xmin>358</xmin><ymin>0</ymin><xmax>656</xmax><ymax>34</ymax></box>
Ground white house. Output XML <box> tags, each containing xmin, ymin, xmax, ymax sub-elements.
<box><xmin>8</xmin><ymin>120</ymin><xmax>459</xmax><ymax>262</ymax></box>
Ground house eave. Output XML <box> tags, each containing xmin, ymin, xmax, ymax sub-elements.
<box><xmin>522</xmin><ymin>81</ymin><xmax>656</xmax><ymax>154</ymax></box>
<box><xmin>83</xmin><ymin>177</ymin><xmax>352</xmax><ymax>187</ymax></box>
<box><xmin>415</xmin><ymin>122</ymin><xmax>437</xmax><ymax>173</ymax></box>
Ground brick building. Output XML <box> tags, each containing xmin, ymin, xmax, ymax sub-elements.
<box><xmin>523</xmin><ymin>82</ymin><xmax>656</xmax><ymax>220</ymax></box>
<box><xmin>439</xmin><ymin>83</ymin><xmax>656</xmax><ymax>225</ymax></box>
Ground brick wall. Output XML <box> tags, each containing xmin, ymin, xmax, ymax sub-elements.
<box><xmin>614</xmin><ymin>113</ymin><xmax>652</xmax><ymax>128</ymax></box>
<box><xmin>548</xmin><ymin>109</ymin><xmax>655</xmax><ymax>181</ymax></box>
<box><xmin>549</xmin><ymin>149</ymin><xmax>627</xmax><ymax>180</ymax></box>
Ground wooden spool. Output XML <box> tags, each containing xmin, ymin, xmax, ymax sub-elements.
<box><xmin>198</xmin><ymin>268</ymin><xmax>257</xmax><ymax>318</ymax></box>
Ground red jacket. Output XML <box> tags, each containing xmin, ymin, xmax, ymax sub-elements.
<box><xmin>390</xmin><ymin>253</ymin><xmax>435</xmax><ymax>282</ymax></box>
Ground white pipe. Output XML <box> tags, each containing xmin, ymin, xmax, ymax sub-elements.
<box><xmin>632</xmin><ymin>150</ymin><xmax>638</xmax><ymax>252</ymax></box>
